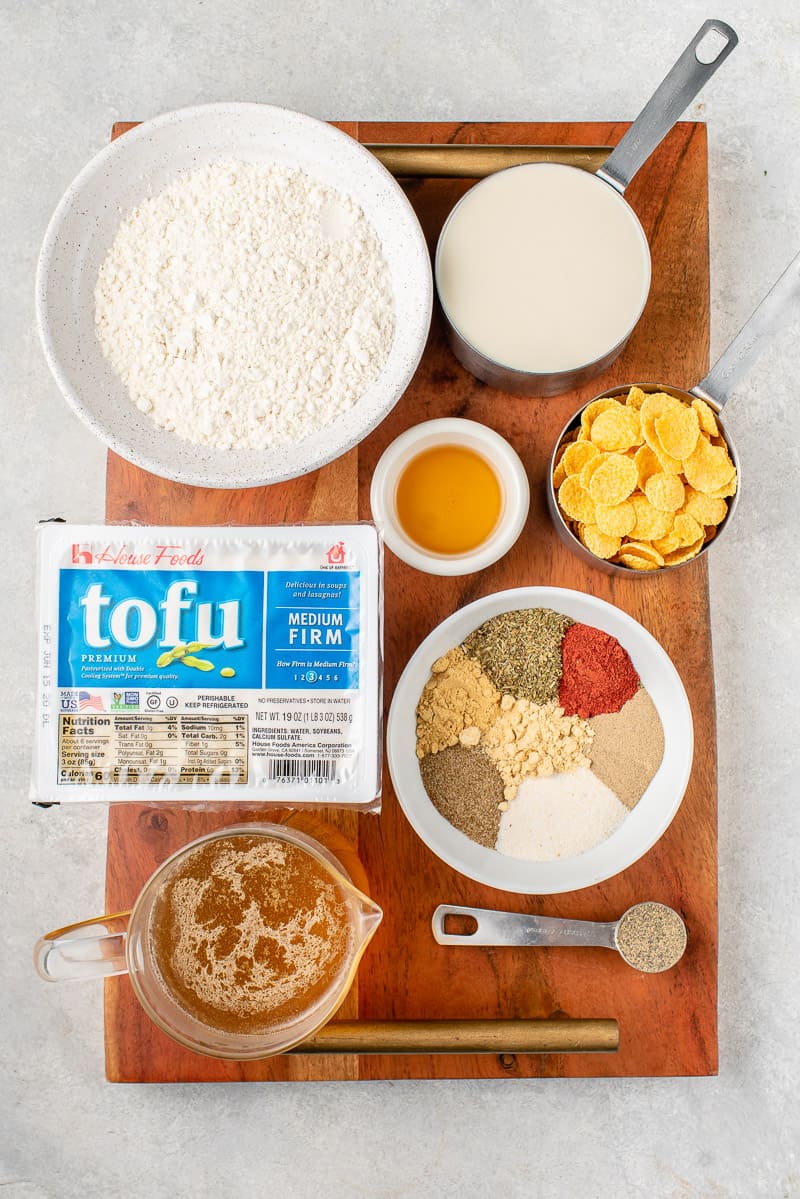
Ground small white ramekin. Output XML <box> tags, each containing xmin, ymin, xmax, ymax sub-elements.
<box><xmin>369</xmin><ymin>418</ymin><xmax>530</xmax><ymax>576</ymax></box>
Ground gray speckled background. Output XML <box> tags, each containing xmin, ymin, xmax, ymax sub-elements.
<box><xmin>2</xmin><ymin>2</ymin><xmax>799</xmax><ymax>1196</ymax></box>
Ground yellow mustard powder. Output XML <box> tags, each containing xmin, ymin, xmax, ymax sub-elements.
<box><xmin>415</xmin><ymin>648</ymin><xmax>501</xmax><ymax>757</ymax></box>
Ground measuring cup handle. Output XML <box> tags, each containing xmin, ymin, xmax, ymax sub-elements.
<box><xmin>597</xmin><ymin>19</ymin><xmax>738</xmax><ymax>194</ymax></box>
<box><xmin>34</xmin><ymin>912</ymin><xmax>131</xmax><ymax>982</ymax></box>
<box><xmin>691</xmin><ymin>247</ymin><xmax>800</xmax><ymax>409</ymax></box>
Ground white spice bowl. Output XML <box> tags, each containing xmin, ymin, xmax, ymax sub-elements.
<box><xmin>369</xmin><ymin>418</ymin><xmax>530</xmax><ymax>575</ymax></box>
<box><xmin>36</xmin><ymin>102</ymin><xmax>432</xmax><ymax>489</ymax></box>
<box><xmin>387</xmin><ymin>586</ymin><xmax>693</xmax><ymax>895</ymax></box>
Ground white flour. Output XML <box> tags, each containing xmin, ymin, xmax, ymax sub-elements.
<box><xmin>496</xmin><ymin>767</ymin><xmax>627</xmax><ymax>860</ymax></box>
<box><xmin>94</xmin><ymin>161</ymin><xmax>395</xmax><ymax>450</ymax></box>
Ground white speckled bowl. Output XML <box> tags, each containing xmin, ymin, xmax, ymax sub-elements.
<box><xmin>36</xmin><ymin>103</ymin><xmax>433</xmax><ymax>489</ymax></box>
<box><xmin>387</xmin><ymin>587</ymin><xmax>693</xmax><ymax>895</ymax></box>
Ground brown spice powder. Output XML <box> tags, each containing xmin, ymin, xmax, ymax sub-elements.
<box><xmin>419</xmin><ymin>744</ymin><xmax>504</xmax><ymax>848</ymax></box>
<box><xmin>415</xmin><ymin>647</ymin><xmax>500</xmax><ymax>757</ymax></box>
<box><xmin>589</xmin><ymin>688</ymin><xmax>664</xmax><ymax>809</ymax></box>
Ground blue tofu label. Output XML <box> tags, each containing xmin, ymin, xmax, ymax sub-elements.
<box><xmin>57</xmin><ymin>568</ymin><xmax>264</xmax><ymax>689</ymax></box>
<box><xmin>266</xmin><ymin>571</ymin><xmax>360</xmax><ymax>690</ymax></box>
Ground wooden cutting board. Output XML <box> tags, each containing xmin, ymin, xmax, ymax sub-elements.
<box><xmin>104</xmin><ymin>120</ymin><xmax>717</xmax><ymax>1081</ymax></box>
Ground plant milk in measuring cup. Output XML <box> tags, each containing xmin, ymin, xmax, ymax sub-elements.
<box><xmin>436</xmin><ymin>162</ymin><xmax>651</xmax><ymax>374</ymax></box>
<box><xmin>32</xmin><ymin>524</ymin><xmax>382</xmax><ymax>810</ymax></box>
<box><xmin>435</xmin><ymin>19</ymin><xmax>737</xmax><ymax>395</ymax></box>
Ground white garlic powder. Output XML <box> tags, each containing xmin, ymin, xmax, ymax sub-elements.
<box><xmin>94</xmin><ymin>161</ymin><xmax>395</xmax><ymax>451</ymax></box>
<box><xmin>496</xmin><ymin>767</ymin><xmax>628</xmax><ymax>861</ymax></box>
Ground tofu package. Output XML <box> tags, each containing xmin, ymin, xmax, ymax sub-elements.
<box><xmin>32</xmin><ymin>523</ymin><xmax>383</xmax><ymax>810</ymax></box>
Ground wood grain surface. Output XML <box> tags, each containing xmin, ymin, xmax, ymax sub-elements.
<box><xmin>104</xmin><ymin>120</ymin><xmax>717</xmax><ymax>1081</ymax></box>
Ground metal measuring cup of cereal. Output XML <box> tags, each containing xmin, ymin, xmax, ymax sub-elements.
<box><xmin>547</xmin><ymin>247</ymin><xmax>800</xmax><ymax>574</ymax></box>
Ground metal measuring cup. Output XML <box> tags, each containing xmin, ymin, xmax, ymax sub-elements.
<box><xmin>434</xmin><ymin>19</ymin><xmax>737</xmax><ymax>397</ymax></box>
<box><xmin>547</xmin><ymin>247</ymin><xmax>800</xmax><ymax>574</ymax></box>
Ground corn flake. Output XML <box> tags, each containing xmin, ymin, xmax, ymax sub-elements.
<box><xmin>691</xmin><ymin>397</ymin><xmax>720</xmax><ymax>437</ymax></box>
<box><xmin>563</xmin><ymin>440</ymin><xmax>600</xmax><ymax>476</ymax></box>
<box><xmin>595</xmin><ymin>500</ymin><xmax>637</xmax><ymax>537</ymax></box>
<box><xmin>681</xmin><ymin>487</ymin><xmax>728</xmax><ymax>527</ymax></box>
<box><xmin>588</xmin><ymin>453</ymin><xmax>638</xmax><ymax>506</ymax></box>
<box><xmin>663</xmin><ymin>537</ymin><xmax>704</xmax><ymax>566</ymax></box>
<box><xmin>579</xmin><ymin>454</ymin><xmax>606</xmax><ymax>491</ymax></box>
<box><xmin>651</xmin><ymin>531</ymin><xmax>681</xmax><ymax>556</ymax></box>
<box><xmin>644</xmin><ymin>471</ymin><xmax>685</xmax><ymax>513</ymax></box>
<box><xmin>655</xmin><ymin>446</ymin><xmax>684</xmax><ymax>475</ymax></box>
<box><xmin>617</xmin><ymin>553</ymin><xmax>660</xmax><ymax>571</ymax></box>
<box><xmin>626</xmin><ymin>386</ymin><xmax>648</xmax><ymax>410</ymax></box>
<box><xmin>707</xmin><ymin>470</ymin><xmax>738</xmax><ymax>499</ymax></box>
<box><xmin>629</xmin><ymin>494</ymin><xmax>673</xmax><ymax>541</ymax></box>
<box><xmin>579</xmin><ymin>524</ymin><xmax>621</xmax><ymax>560</ymax></box>
<box><xmin>672</xmin><ymin>513</ymin><xmax>704</xmax><ymax>548</ymax></box>
<box><xmin>634</xmin><ymin>445</ymin><xmax>661</xmax><ymax>489</ymax></box>
<box><xmin>580</xmin><ymin>397</ymin><xmax>619</xmax><ymax>438</ymax></box>
<box><xmin>558</xmin><ymin>476</ymin><xmax>596</xmax><ymax>524</ymax></box>
<box><xmin>683</xmin><ymin>435</ymin><xmax>736</xmax><ymax>495</ymax></box>
<box><xmin>641</xmin><ymin>391</ymin><xmax>681</xmax><ymax>451</ymax></box>
<box><xmin>654</xmin><ymin>404</ymin><xmax>700</xmax><ymax>460</ymax></box>
<box><xmin>589</xmin><ymin>404</ymin><xmax>643</xmax><ymax>453</ymax></box>
<box><xmin>619</xmin><ymin>541</ymin><xmax>665</xmax><ymax>567</ymax></box>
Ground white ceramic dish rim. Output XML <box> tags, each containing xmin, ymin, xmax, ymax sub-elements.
<box><xmin>387</xmin><ymin>585</ymin><xmax>693</xmax><ymax>894</ymax></box>
<box><xmin>35</xmin><ymin>101</ymin><xmax>433</xmax><ymax>489</ymax></box>
<box><xmin>370</xmin><ymin>418</ymin><xmax>531</xmax><ymax>575</ymax></box>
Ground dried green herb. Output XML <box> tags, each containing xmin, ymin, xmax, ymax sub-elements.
<box><xmin>462</xmin><ymin>608</ymin><xmax>573</xmax><ymax>704</ymax></box>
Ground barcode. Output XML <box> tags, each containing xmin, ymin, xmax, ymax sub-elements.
<box><xmin>266</xmin><ymin>758</ymin><xmax>338</xmax><ymax>783</ymax></box>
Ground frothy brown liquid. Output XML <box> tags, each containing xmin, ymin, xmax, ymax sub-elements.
<box><xmin>149</xmin><ymin>834</ymin><xmax>354</xmax><ymax>1036</ymax></box>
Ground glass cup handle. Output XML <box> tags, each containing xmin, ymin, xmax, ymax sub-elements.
<box><xmin>34</xmin><ymin>912</ymin><xmax>131</xmax><ymax>982</ymax></box>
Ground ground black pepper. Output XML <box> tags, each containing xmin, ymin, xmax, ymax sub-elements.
<box><xmin>419</xmin><ymin>744</ymin><xmax>504</xmax><ymax>848</ymax></box>
<box><xmin>615</xmin><ymin>902</ymin><xmax>687</xmax><ymax>972</ymax></box>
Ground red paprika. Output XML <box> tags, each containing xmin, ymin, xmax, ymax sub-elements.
<box><xmin>558</xmin><ymin>623</ymin><xmax>639</xmax><ymax>718</ymax></box>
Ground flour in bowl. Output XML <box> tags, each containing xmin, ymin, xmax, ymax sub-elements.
<box><xmin>94</xmin><ymin>161</ymin><xmax>395</xmax><ymax>450</ymax></box>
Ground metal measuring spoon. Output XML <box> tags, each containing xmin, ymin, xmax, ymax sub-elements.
<box><xmin>432</xmin><ymin>902</ymin><xmax>687</xmax><ymax>973</ymax></box>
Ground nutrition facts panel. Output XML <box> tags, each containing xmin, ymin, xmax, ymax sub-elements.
<box><xmin>57</xmin><ymin>713</ymin><xmax>249</xmax><ymax>785</ymax></box>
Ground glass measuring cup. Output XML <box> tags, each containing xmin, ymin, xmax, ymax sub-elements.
<box><xmin>34</xmin><ymin>823</ymin><xmax>382</xmax><ymax>1059</ymax></box>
